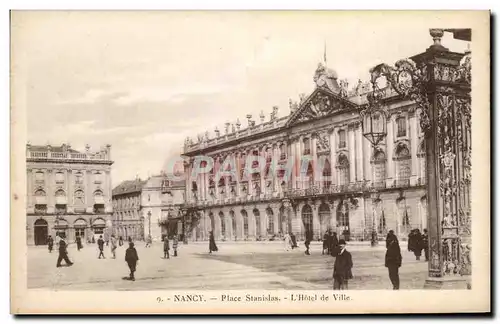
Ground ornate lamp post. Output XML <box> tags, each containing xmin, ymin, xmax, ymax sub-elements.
<box><xmin>363</xmin><ymin>29</ymin><xmax>471</xmax><ymax>288</ymax></box>
<box><xmin>147</xmin><ymin>211</ymin><xmax>151</xmax><ymax>237</ymax></box>
<box><xmin>360</xmin><ymin>77</ymin><xmax>388</xmax><ymax>247</ymax></box>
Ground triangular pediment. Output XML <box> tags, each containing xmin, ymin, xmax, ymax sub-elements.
<box><xmin>285</xmin><ymin>87</ymin><xmax>360</xmax><ymax>127</ymax></box>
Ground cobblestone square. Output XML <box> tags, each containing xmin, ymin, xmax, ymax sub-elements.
<box><xmin>28</xmin><ymin>241</ymin><xmax>428</xmax><ymax>290</ymax></box>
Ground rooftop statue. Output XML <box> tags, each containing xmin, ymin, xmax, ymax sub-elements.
<box><xmin>313</xmin><ymin>62</ymin><xmax>340</xmax><ymax>94</ymax></box>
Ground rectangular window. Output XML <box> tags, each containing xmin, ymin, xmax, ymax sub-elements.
<box><xmin>55</xmin><ymin>172</ymin><xmax>65</xmax><ymax>184</ymax></box>
<box><xmin>338</xmin><ymin>130</ymin><xmax>346</xmax><ymax>148</ymax></box>
<box><xmin>397</xmin><ymin>117</ymin><xmax>407</xmax><ymax>137</ymax></box>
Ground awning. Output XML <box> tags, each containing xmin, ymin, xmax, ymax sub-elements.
<box><xmin>74</xmin><ymin>219</ymin><xmax>87</xmax><ymax>228</ymax></box>
<box><xmin>35</xmin><ymin>196</ymin><xmax>47</xmax><ymax>205</ymax></box>
<box><xmin>55</xmin><ymin>196</ymin><xmax>67</xmax><ymax>205</ymax></box>
<box><xmin>94</xmin><ymin>196</ymin><xmax>105</xmax><ymax>204</ymax></box>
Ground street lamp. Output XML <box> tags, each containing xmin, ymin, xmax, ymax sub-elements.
<box><xmin>360</xmin><ymin>76</ymin><xmax>388</xmax><ymax>247</ymax></box>
<box><xmin>148</xmin><ymin>211</ymin><xmax>151</xmax><ymax>237</ymax></box>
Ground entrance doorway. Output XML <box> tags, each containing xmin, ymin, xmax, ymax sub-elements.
<box><xmin>34</xmin><ymin>219</ymin><xmax>48</xmax><ymax>245</ymax></box>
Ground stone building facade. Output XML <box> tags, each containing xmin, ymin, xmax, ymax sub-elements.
<box><xmin>26</xmin><ymin>143</ymin><xmax>113</xmax><ymax>245</ymax></box>
<box><xmin>112</xmin><ymin>174</ymin><xmax>186</xmax><ymax>242</ymax></box>
<box><xmin>111</xmin><ymin>178</ymin><xmax>146</xmax><ymax>241</ymax></box>
<box><xmin>182</xmin><ymin>63</ymin><xmax>428</xmax><ymax>242</ymax></box>
<box><xmin>142</xmin><ymin>175</ymin><xmax>186</xmax><ymax>241</ymax></box>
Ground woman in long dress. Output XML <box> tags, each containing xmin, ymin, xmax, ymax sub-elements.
<box><xmin>209</xmin><ymin>231</ymin><xmax>218</xmax><ymax>254</ymax></box>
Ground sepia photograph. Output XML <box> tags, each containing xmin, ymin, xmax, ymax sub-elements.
<box><xmin>10</xmin><ymin>10</ymin><xmax>490</xmax><ymax>314</ymax></box>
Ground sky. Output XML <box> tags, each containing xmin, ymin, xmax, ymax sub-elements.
<box><xmin>16</xmin><ymin>11</ymin><xmax>469</xmax><ymax>187</ymax></box>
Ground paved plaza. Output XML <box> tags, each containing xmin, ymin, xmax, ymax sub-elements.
<box><xmin>28</xmin><ymin>241</ymin><xmax>428</xmax><ymax>290</ymax></box>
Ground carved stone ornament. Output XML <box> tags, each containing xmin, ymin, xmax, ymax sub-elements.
<box><xmin>295</xmin><ymin>92</ymin><xmax>348</xmax><ymax>124</ymax></box>
<box><xmin>313</xmin><ymin>63</ymin><xmax>340</xmax><ymax>93</ymax></box>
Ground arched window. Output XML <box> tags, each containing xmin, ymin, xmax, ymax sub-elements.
<box><xmin>55</xmin><ymin>172</ymin><xmax>65</xmax><ymax>184</ymax></box>
<box><xmin>338</xmin><ymin>130</ymin><xmax>347</xmax><ymax>148</ymax></box>
<box><xmin>230</xmin><ymin>211</ymin><xmax>236</xmax><ymax>238</ymax></box>
<box><xmin>34</xmin><ymin>189</ymin><xmax>46</xmax><ymax>196</ymax></box>
<box><xmin>35</xmin><ymin>171</ymin><xmax>44</xmax><ymax>183</ymax></box>
<box><xmin>337</xmin><ymin>154</ymin><xmax>350</xmax><ymax>186</ymax></box>
<box><xmin>395</xmin><ymin>144</ymin><xmax>411</xmax><ymax>185</ymax></box>
<box><xmin>303</xmin><ymin>138</ymin><xmax>311</xmax><ymax>155</ymax></box>
<box><xmin>396</xmin><ymin>116</ymin><xmax>407</xmax><ymax>137</ymax></box>
<box><xmin>253</xmin><ymin>209</ymin><xmax>261</xmax><ymax>237</ymax></box>
<box><xmin>397</xmin><ymin>197</ymin><xmax>411</xmax><ymax>236</ymax></box>
<box><xmin>373</xmin><ymin>199</ymin><xmax>386</xmax><ymax>235</ymax></box>
<box><xmin>219</xmin><ymin>212</ymin><xmax>226</xmax><ymax>237</ymax></box>
<box><xmin>322</xmin><ymin>159</ymin><xmax>332</xmax><ymax>188</ymax></box>
<box><xmin>418</xmin><ymin>141</ymin><xmax>426</xmax><ymax>184</ymax></box>
<box><xmin>266</xmin><ymin>207</ymin><xmax>274</xmax><ymax>235</ymax></box>
<box><xmin>319</xmin><ymin>203</ymin><xmax>331</xmax><ymax>234</ymax></box>
<box><xmin>301</xmin><ymin>205</ymin><xmax>313</xmax><ymax>237</ymax></box>
<box><xmin>279</xmin><ymin>143</ymin><xmax>286</xmax><ymax>159</ymax></box>
<box><xmin>75</xmin><ymin>172</ymin><xmax>83</xmax><ymax>184</ymax></box>
<box><xmin>241</xmin><ymin>210</ymin><xmax>249</xmax><ymax>237</ymax></box>
<box><xmin>336</xmin><ymin>202</ymin><xmax>350</xmax><ymax>239</ymax></box>
<box><xmin>373</xmin><ymin>149</ymin><xmax>387</xmax><ymax>186</ymax></box>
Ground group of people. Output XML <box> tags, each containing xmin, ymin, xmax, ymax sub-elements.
<box><xmin>408</xmin><ymin>229</ymin><xmax>429</xmax><ymax>261</ymax></box>
<box><xmin>48</xmin><ymin>232</ymin><xmax>182</xmax><ymax>281</ymax></box>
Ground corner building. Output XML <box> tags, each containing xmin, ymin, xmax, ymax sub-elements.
<box><xmin>182</xmin><ymin>64</ymin><xmax>428</xmax><ymax>242</ymax></box>
<box><xmin>26</xmin><ymin>144</ymin><xmax>113</xmax><ymax>245</ymax></box>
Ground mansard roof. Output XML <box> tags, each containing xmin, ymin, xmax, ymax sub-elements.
<box><xmin>285</xmin><ymin>87</ymin><xmax>360</xmax><ymax>127</ymax></box>
<box><xmin>112</xmin><ymin>179</ymin><xmax>147</xmax><ymax>196</ymax></box>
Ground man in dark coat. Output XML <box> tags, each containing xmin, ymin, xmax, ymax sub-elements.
<box><xmin>330</xmin><ymin>232</ymin><xmax>339</xmax><ymax>257</ymax></box>
<box><xmin>304</xmin><ymin>230</ymin><xmax>313</xmax><ymax>255</ymax></box>
<box><xmin>385</xmin><ymin>231</ymin><xmax>402</xmax><ymax>290</ymax></box>
<box><xmin>209</xmin><ymin>231</ymin><xmax>218</xmax><ymax>254</ymax></box>
<box><xmin>412</xmin><ymin>229</ymin><xmax>423</xmax><ymax>260</ymax></box>
<box><xmin>322</xmin><ymin>231</ymin><xmax>330</xmax><ymax>255</ymax></box>
<box><xmin>125</xmin><ymin>242</ymin><xmax>139</xmax><ymax>281</ymax></box>
<box><xmin>421</xmin><ymin>229</ymin><xmax>429</xmax><ymax>261</ymax></box>
<box><xmin>56</xmin><ymin>237</ymin><xmax>73</xmax><ymax>267</ymax></box>
<box><xmin>47</xmin><ymin>235</ymin><xmax>54</xmax><ymax>253</ymax></box>
<box><xmin>290</xmin><ymin>232</ymin><xmax>298</xmax><ymax>249</ymax></box>
<box><xmin>97</xmin><ymin>235</ymin><xmax>105</xmax><ymax>259</ymax></box>
<box><xmin>75</xmin><ymin>235</ymin><xmax>83</xmax><ymax>251</ymax></box>
<box><xmin>333</xmin><ymin>239</ymin><xmax>353</xmax><ymax>290</ymax></box>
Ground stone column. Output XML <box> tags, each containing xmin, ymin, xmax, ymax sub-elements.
<box><xmin>260</xmin><ymin>149</ymin><xmax>265</xmax><ymax>198</ymax></box>
<box><xmin>329</xmin><ymin>201</ymin><xmax>337</xmax><ymax>230</ymax></box>
<box><xmin>355</xmin><ymin>123</ymin><xmax>364</xmax><ymax>182</ymax></box>
<box><xmin>312</xmin><ymin>202</ymin><xmax>320</xmax><ymax>240</ymax></box>
<box><xmin>298</xmin><ymin>136</ymin><xmax>304</xmax><ymax>189</ymax></box>
<box><xmin>386</xmin><ymin>115</ymin><xmax>395</xmax><ymax>187</ymax></box>
<box><xmin>329</xmin><ymin>128</ymin><xmax>337</xmax><ymax>185</ymax></box>
<box><xmin>311</xmin><ymin>134</ymin><xmax>318</xmax><ymax>187</ymax></box>
<box><xmin>273</xmin><ymin>145</ymin><xmax>279</xmax><ymax>195</ymax></box>
<box><xmin>290</xmin><ymin>139</ymin><xmax>297</xmax><ymax>189</ymax></box>
<box><xmin>410</xmin><ymin>112</ymin><xmax>419</xmax><ymax>185</ymax></box>
<box><xmin>348</xmin><ymin>125</ymin><xmax>356</xmax><ymax>182</ymax></box>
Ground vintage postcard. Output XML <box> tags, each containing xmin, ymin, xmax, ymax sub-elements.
<box><xmin>10</xmin><ymin>10</ymin><xmax>490</xmax><ymax>314</ymax></box>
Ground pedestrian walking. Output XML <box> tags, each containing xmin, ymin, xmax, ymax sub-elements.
<box><xmin>330</xmin><ymin>232</ymin><xmax>339</xmax><ymax>257</ymax></box>
<box><xmin>56</xmin><ymin>237</ymin><xmax>73</xmax><ymax>268</ymax></box>
<box><xmin>124</xmin><ymin>242</ymin><xmax>139</xmax><ymax>281</ymax></box>
<box><xmin>97</xmin><ymin>235</ymin><xmax>105</xmax><ymax>259</ymax></box>
<box><xmin>385</xmin><ymin>230</ymin><xmax>402</xmax><ymax>290</ymax></box>
<box><xmin>163</xmin><ymin>236</ymin><xmax>170</xmax><ymax>259</ymax></box>
<box><xmin>208</xmin><ymin>231</ymin><xmax>218</xmax><ymax>254</ymax></box>
<box><xmin>333</xmin><ymin>239</ymin><xmax>353</xmax><ymax>290</ymax></box>
<box><xmin>421</xmin><ymin>229</ymin><xmax>429</xmax><ymax>261</ymax></box>
<box><xmin>322</xmin><ymin>230</ymin><xmax>330</xmax><ymax>255</ymax></box>
<box><xmin>290</xmin><ymin>232</ymin><xmax>298</xmax><ymax>249</ymax></box>
<box><xmin>110</xmin><ymin>234</ymin><xmax>117</xmax><ymax>259</ymax></box>
<box><xmin>173</xmin><ymin>235</ymin><xmax>179</xmax><ymax>257</ymax></box>
<box><xmin>145</xmin><ymin>234</ymin><xmax>152</xmax><ymax>248</ymax></box>
<box><xmin>128</xmin><ymin>236</ymin><xmax>132</xmax><ymax>244</ymax></box>
<box><xmin>283</xmin><ymin>232</ymin><xmax>291</xmax><ymax>251</ymax></box>
<box><xmin>119</xmin><ymin>236</ymin><xmax>123</xmax><ymax>246</ymax></box>
<box><xmin>47</xmin><ymin>235</ymin><xmax>54</xmax><ymax>253</ymax></box>
<box><xmin>76</xmin><ymin>235</ymin><xmax>83</xmax><ymax>251</ymax></box>
<box><xmin>304</xmin><ymin>231</ymin><xmax>313</xmax><ymax>255</ymax></box>
<box><xmin>412</xmin><ymin>229</ymin><xmax>423</xmax><ymax>261</ymax></box>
